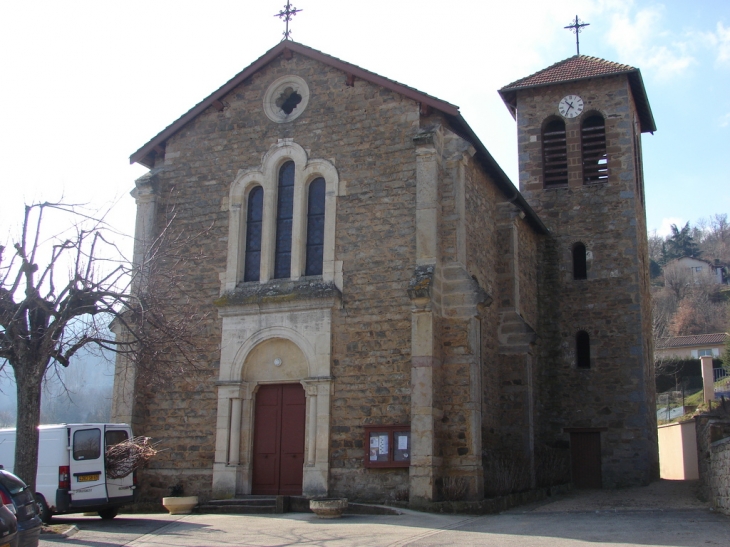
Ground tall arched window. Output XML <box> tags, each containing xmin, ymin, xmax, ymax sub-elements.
<box><xmin>274</xmin><ymin>161</ymin><xmax>295</xmax><ymax>279</ymax></box>
<box><xmin>244</xmin><ymin>186</ymin><xmax>264</xmax><ymax>282</ymax></box>
<box><xmin>576</xmin><ymin>331</ymin><xmax>591</xmax><ymax>369</ymax></box>
<box><xmin>572</xmin><ymin>242</ymin><xmax>587</xmax><ymax>280</ymax></box>
<box><xmin>582</xmin><ymin>114</ymin><xmax>608</xmax><ymax>183</ymax></box>
<box><xmin>305</xmin><ymin>178</ymin><xmax>326</xmax><ymax>276</ymax></box>
<box><xmin>542</xmin><ymin>119</ymin><xmax>568</xmax><ymax>187</ymax></box>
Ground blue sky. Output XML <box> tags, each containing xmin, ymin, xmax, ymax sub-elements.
<box><xmin>1</xmin><ymin>0</ymin><xmax>728</xmax><ymax>251</ymax></box>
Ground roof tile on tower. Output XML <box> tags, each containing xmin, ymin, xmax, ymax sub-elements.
<box><xmin>498</xmin><ymin>55</ymin><xmax>656</xmax><ymax>133</ymax></box>
<box><xmin>500</xmin><ymin>55</ymin><xmax>636</xmax><ymax>90</ymax></box>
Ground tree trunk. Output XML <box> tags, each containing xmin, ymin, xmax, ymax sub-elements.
<box><xmin>13</xmin><ymin>363</ymin><xmax>45</xmax><ymax>493</ymax></box>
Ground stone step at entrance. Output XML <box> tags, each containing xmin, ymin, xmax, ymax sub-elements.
<box><xmin>199</xmin><ymin>495</ymin><xmax>293</xmax><ymax>514</ymax></box>
<box><xmin>198</xmin><ymin>495</ymin><xmax>401</xmax><ymax>516</ymax></box>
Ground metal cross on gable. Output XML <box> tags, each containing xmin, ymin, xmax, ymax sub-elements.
<box><xmin>564</xmin><ymin>15</ymin><xmax>590</xmax><ymax>56</ymax></box>
<box><xmin>275</xmin><ymin>1</ymin><xmax>302</xmax><ymax>41</ymax></box>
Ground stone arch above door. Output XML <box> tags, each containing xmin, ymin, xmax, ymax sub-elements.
<box><xmin>243</xmin><ymin>337</ymin><xmax>309</xmax><ymax>383</ymax></box>
<box><xmin>213</xmin><ymin>317</ymin><xmax>333</xmax><ymax>499</ymax></box>
<box><xmin>231</xmin><ymin>326</ymin><xmax>317</xmax><ymax>383</ymax></box>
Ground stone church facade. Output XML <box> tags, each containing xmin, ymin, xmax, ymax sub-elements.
<box><xmin>112</xmin><ymin>41</ymin><xmax>658</xmax><ymax>506</ymax></box>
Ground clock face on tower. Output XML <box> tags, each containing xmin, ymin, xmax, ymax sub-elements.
<box><xmin>558</xmin><ymin>95</ymin><xmax>584</xmax><ymax>118</ymax></box>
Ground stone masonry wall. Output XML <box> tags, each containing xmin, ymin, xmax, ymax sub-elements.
<box><xmin>131</xmin><ymin>52</ymin><xmax>424</xmax><ymax>502</ymax></box>
<box><xmin>515</xmin><ymin>74</ymin><xmax>657</xmax><ymax>487</ymax></box>
<box><xmin>518</xmin><ymin>218</ymin><xmax>539</xmax><ymax>330</ymax></box>
<box><xmin>464</xmin><ymin>152</ymin><xmax>500</xmax><ymax>449</ymax></box>
<box><xmin>695</xmin><ymin>415</ymin><xmax>730</xmax><ymax>506</ymax></box>
<box><xmin>709</xmin><ymin>436</ymin><xmax>730</xmax><ymax>515</ymax></box>
<box><xmin>125</xmin><ymin>47</ymin><xmax>566</xmax><ymax>505</ymax></box>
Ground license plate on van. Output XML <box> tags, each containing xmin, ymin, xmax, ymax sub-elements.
<box><xmin>78</xmin><ymin>474</ymin><xmax>100</xmax><ymax>482</ymax></box>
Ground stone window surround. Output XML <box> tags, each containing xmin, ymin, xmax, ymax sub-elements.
<box><xmin>575</xmin><ymin>330</ymin><xmax>592</xmax><ymax>369</ymax></box>
<box><xmin>223</xmin><ymin>140</ymin><xmax>341</xmax><ymax>293</ymax></box>
<box><xmin>263</xmin><ymin>75</ymin><xmax>311</xmax><ymax>124</ymax></box>
<box><xmin>572</xmin><ymin>241</ymin><xmax>588</xmax><ymax>280</ymax></box>
<box><xmin>541</xmin><ymin>115</ymin><xmax>568</xmax><ymax>188</ymax></box>
<box><xmin>566</xmin><ymin>240</ymin><xmax>593</xmax><ymax>282</ymax></box>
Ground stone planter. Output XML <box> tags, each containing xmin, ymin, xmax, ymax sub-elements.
<box><xmin>162</xmin><ymin>496</ymin><xmax>199</xmax><ymax>515</ymax></box>
<box><xmin>309</xmin><ymin>498</ymin><xmax>348</xmax><ymax>519</ymax></box>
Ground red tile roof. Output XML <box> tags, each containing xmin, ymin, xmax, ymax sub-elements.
<box><xmin>656</xmin><ymin>333</ymin><xmax>728</xmax><ymax>349</ymax></box>
<box><xmin>501</xmin><ymin>55</ymin><xmax>637</xmax><ymax>90</ymax></box>
<box><xmin>498</xmin><ymin>55</ymin><xmax>656</xmax><ymax>133</ymax></box>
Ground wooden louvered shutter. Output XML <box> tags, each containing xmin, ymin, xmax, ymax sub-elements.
<box><xmin>542</xmin><ymin>119</ymin><xmax>568</xmax><ymax>186</ymax></box>
<box><xmin>582</xmin><ymin>115</ymin><xmax>608</xmax><ymax>183</ymax></box>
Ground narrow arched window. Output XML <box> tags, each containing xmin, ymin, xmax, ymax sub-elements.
<box><xmin>576</xmin><ymin>331</ymin><xmax>591</xmax><ymax>369</ymax></box>
<box><xmin>572</xmin><ymin>242</ymin><xmax>587</xmax><ymax>280</ymax></box>
<box><xmin>243</xmin><ymin>186</ymin><xmax>263</xmax><ymax>282</ymax></box>
<box><xmin>582</xmin><ymin>114</ymin><xmax>608</xmax><ymax>183</ymax></box>
<box><xmin>274</xmin><ymin>161</ymin><xmax>295</xmax><ymax>279</ymax></box>
<box><xmin>542</xmin><ymin>119</ymin><xmax>568</xmax><ymax>187</ymax></box>
<box><xmin>305</xmin><ymin>178</ymin><xmax>326</xmax><ymax>276</ymax></box>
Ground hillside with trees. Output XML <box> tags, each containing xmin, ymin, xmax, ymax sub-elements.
<box><xmin>650</xmin><ymin>214</ymin><xmax>729</xmax><ymax>342</ymax></box>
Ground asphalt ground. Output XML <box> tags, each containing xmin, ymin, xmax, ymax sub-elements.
<box><xmin>38</xmin><ymin>481</ymin><xmax>730</xmax><ymax>547</ymax></box>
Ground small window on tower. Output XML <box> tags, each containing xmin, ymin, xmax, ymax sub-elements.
<box><xmin>542</xmin><ymin>119</ymin><xmax>568</xmax><ymax>187</ymax></box>
<box><xmin>576</xmin><ymin>331</ymin><xmax>591</xmax><ymax>369</ymax></box>
<box><xmin>573</xmin><ymin>242</ymin><xmax>587</xmax><ymax>280</ymax></box>
<box><xmin>582</xmin><ymin>114</ymin><xmax>608</xmax><ymax>183</ymax></box>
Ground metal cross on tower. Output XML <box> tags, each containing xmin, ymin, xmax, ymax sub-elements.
<box><xmin>564</xmin><ymin>15</ymin><xmax>590</xmax><ymax>56</ymax></box>
<box><xmin>275</xmin><ymin>1</ymin><xmax>302</xmax><ymax>41</ymax></box>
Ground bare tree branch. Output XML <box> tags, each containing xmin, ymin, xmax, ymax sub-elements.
<box><xmin>1</xmin><ymin>201</ymin><xmax>212</xmax><ymax>491</ymax></box>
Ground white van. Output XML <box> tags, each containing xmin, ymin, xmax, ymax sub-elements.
<box><xmin>0</xmin><ymin>423</ymin><xmax>136</xmax><ymax>521</ymax></box>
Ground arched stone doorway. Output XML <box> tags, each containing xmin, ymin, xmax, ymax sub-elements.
<box><xmin>212</xmin><ymin>332</ymin><xmax>333</xmax><ymax>499</ymax></box>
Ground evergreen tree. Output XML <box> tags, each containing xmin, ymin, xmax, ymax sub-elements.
<box><xmin>665</xmin><ymin>222</ymin><xmax>701</xmax><ymax>260</ymax></box>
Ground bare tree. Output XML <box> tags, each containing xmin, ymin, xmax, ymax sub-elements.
<box><xmin>0</xmin><ymin>202</ymin><xmax>209</xmax><ymax>491</ymax></box>
<box><xmin>648</xmin><ymin>230</ymin><xmax>664</xmax><ymax>265</ymax></box>
<box><xmin>652</xmin><ymin>289</ymin><xmax>678</xmax><ymax>341</ymax></box>
<box><xmin>699</xmin><ymin>214</ymin><xmax>730</xmax><ymax>264</ymax></box>
<box><xmin>662</xmin><ymin>261</ymin><xmax>694</xmax><ymax>301</ymax></box>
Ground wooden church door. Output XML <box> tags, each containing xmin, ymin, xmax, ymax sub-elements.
<box><xmin>251</xmin><ymin>383</ymin><xmax>306</xmax><ymax>495</ymax></box>
<box><xmin>570</xmin><ymin>431</ymin><xmax>603</xmax><ymax>489</ymax></box>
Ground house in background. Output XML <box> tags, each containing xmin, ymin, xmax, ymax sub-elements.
<box><xmin>655</xmin><ymin>333</ymin><xmax>728</xmax><ymax>360</ymax></box>
<box><xmin>665</xmin><ymin>257</ymin><xmax>728</xmax><ymax>285</ymax></box>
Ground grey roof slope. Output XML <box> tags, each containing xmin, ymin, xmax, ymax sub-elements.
<box><xmin>130</xmin><ymin>40</ymin><xmax>547</xmax><ymax>234</ymax></box>
<box><xmin>656</xmin><ymin>333</ymin><xmax>728</xmax><ymax>349</ymax></box>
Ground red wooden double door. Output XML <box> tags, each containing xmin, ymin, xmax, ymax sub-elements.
<box><xmin>251</xmin><ymin>383</ymin><xmax>306</xmax><ymax>495</ymax></box>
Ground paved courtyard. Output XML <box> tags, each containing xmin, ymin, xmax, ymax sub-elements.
<box><xmin>39</xmin><ymin>481</ymin><xmax>729</xmax><ymax>547</ymax></box>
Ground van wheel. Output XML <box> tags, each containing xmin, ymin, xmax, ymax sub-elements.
<box><xmin>36</xmin><ymin>494</ymin><xmax>52</xmax><ymax>524</ymax></box>
<box><xmin>98</xmin><ymin>508</ymin><xmax>118</xmax><ymax>520</ymax></box>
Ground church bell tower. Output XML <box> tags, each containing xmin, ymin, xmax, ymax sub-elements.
<box><xmin>499</xmin><ymin>55</ymin><xmax>659</xmax><ymax>487</ymax></box>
